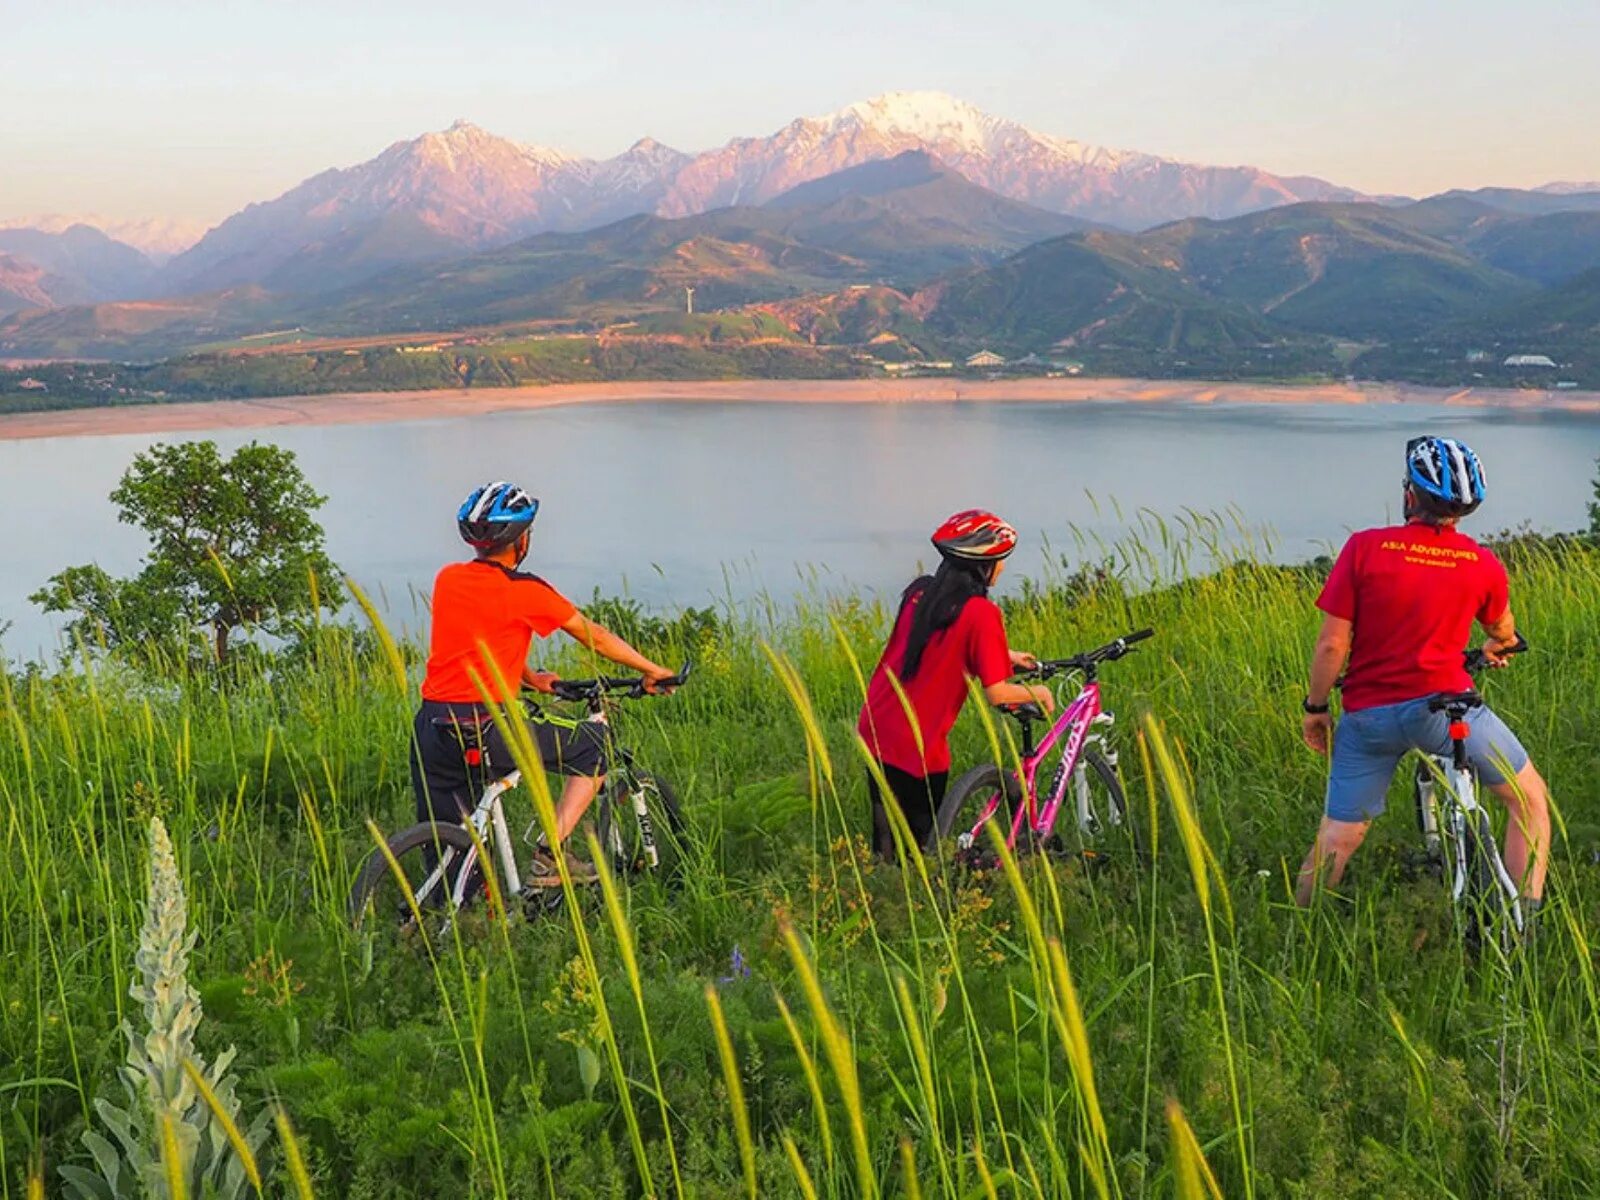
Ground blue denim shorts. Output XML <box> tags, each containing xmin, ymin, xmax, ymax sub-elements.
<box><xmin>1325</xmin><ymin>695</ymin><xmax>1530</xmax><ymax>823</ymax></box>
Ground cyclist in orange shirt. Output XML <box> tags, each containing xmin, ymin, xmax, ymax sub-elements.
<box><xmin>412</xmin><ymin>482</ymin><xmax>675</xmax><ymax>886</ymax></box>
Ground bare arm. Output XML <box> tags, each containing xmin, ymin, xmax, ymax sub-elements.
<box><xmin>1306</xmin><ymin>614</ymin><xmax>1353</xmax><ymax>709</ymax></box>
<box><xmin>558</xmin><ymin>610</ymin><xmax>674</xmax><ymax>687</ymax></box>
<box><xmin>984</xmin><ymin>679</ymin><xmax>1055</xmax><ymax>714</ymax></box>
<box><xmin>1302</xmin><ymin>614</ymin><xmax>1353</xmax><ymax>755</ymax></box>
<box><xmin>1481</xmin><ymin>606</ymin><xmax>1518</xmax><ymax>664</ymax></box>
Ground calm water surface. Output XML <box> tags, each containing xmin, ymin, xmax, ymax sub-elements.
<box><xmin>2</xmin><ymin>399</ymin><xmax>1598</xmax><ymax>658</ymax></box>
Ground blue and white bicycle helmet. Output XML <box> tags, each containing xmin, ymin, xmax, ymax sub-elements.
<box><xmin>457</xmin><ymin>481</ymin><xmax>539</xmax><ymax>549</ymax></box>
<box><xmin>1406</xmin><ymin>436</ymin><xmax>1486</xmax><ymax>516</ymax></box>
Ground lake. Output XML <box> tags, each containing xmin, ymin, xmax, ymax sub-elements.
<box><xmin>2</xmin><ymin>398</ymin><xmax>1598</xmax><ymax>659</ymax></box>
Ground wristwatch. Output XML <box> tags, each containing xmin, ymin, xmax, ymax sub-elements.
<box><xmin>1301</xmin><ymin>698</ymin><xmax>1330</xmax><ymax>715</ymax></box>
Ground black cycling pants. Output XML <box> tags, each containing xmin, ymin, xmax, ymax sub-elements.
<box><xmin>411</xmin><ymin>701</ymin><xmax>609</xmax><ymax>825</ymax></box>
<box><xmin>868</xmin><ymin>762</ymin><xmax>948</xmax><ymax>860</ymax></box>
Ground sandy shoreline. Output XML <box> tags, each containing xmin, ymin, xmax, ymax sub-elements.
<box><xmin>3</xmin><ymin>377</ymin><xmax>1600</xmax><ymax>441</ymax></box>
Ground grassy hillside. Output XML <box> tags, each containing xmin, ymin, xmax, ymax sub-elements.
<box><xmin>0</xmin><ymin>335</ymin><xmax>865</xmax><ymax>413</ymax></box>
<box><xmin>1161</xmin><ymin>204</ymin><xmax>1532</xmax><ymax>337</ymax></box>
<box><xmin>8</xmin><ymin>522</ymin><xmax>1600</xmax><ymax>1196</ymax></box>
<box><xmin>922</xmin><ymin>230</ymin><xmax>1289</xmax><ymax>353</ymax></box>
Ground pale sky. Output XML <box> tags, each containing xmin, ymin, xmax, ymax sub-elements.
<box><xmin>4</xmin><ymin>0</ymin><xmax>1598</xmax><ymax>225</ymax></box>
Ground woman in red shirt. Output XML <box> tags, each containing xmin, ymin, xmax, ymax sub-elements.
<box><xmin>857</xmin><ymin>510</ymin><xmax>1054</xmax><ymax>859</ymax></box>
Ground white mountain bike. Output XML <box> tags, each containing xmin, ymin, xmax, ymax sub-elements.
<box><xmin>349</xmin><ymin>665</ymin><xmax>689</xmax><ymax>933</ymax></box>
<box><xmin>1411</xmin><ymin>638</ymin><xmax>1529</xmax><ymax>956</ymax></box>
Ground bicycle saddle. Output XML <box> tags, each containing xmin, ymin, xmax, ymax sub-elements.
<box><xmin>1003</xmin><ymin>702</ymin><xmax>1046</xmax><ymax>722</ymax></box>
<box><xmin>1427</xmin><ymin>691</ymin><xmax>1483</xmax><ymax>714</ymax></box>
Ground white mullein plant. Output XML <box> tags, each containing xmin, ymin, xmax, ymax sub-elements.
<box><xmin>61</xmin><ymin>816</ymin><xmax>271</xmax><ymax>1200</ymax></box>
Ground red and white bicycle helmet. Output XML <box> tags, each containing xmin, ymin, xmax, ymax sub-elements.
<box><xmin>931</xmin><ymin>509</ymin><xmax>1018</xmax><ymax>562</ymax></box>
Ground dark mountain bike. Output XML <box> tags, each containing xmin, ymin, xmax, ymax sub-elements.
<box><xmin>349</xmin><ymin>665</ymin><xmax>689</xmax><ymax>933</ymax></box>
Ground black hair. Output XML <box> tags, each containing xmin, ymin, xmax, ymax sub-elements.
<box><xmin>899</xmin><ymin>556</ymin><xmax>995</xmax><ymax>681</ymax></box>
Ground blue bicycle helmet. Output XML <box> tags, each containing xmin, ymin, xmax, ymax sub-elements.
<box><xmin>457</xmin><ymin>481</ymin><xmax>539</xmax><ymax>549</ymax></box>
<box><xmin>1406</xmin><ymin>436</ymin><xmax>1486</xmax><ymax>516</ymax></box>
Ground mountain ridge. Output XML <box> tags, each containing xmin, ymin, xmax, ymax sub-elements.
<box><xmin>154</xmin><ymin>92</ymin><xmax>1368</xmax><ymax>298</ymax></box>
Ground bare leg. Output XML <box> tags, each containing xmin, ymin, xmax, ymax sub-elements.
<box><xmin>1295</xmin><ymin>817</ymin><xmax>1372</xmax><ymax>907</ymax></box>
<box><xmin>1489</xmin><ymin>760</ymin><xmax>1550</xmax><ymax>901</ymax></box>
<box><xmin>553</xmin><ymin>774</ymin><xmax>605</xmax><ymax>844</ymax></box>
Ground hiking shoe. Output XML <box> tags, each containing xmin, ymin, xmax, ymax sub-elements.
<box><xmin>525</xmin><ymin>846</ymin><xmax>599</xmax><ymax>888</ymax></box>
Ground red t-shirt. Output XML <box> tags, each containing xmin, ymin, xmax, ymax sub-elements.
<box><xmin>1317</xmin><ymin>523</ymin><xmax>1509</xmax><ymax>711</ymax></box>
<box><xmin>856</xmin><ymin>587</ymin><xmax>1014</xmax><ymax>775</ymax></box>
<box><xmin>420</xmin><ymin>561</ymin><xmax>578</xmax><ymax>704</ymax></box>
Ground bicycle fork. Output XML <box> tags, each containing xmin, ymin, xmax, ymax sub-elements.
<box><xmin>1073</xmin><ymin>712</ymin><xmax>1118</xmax><ymax>837</ymax></box>
<box><xmin>601</xmin><ymin>773</ymin><xmax>660</xmax><ymax>871</ymax></box>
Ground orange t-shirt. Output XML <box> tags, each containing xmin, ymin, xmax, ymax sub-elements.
<box><xmin>420</xmin><ymin>561</ymin><xmax>578</xmax><ymax>703</ymax></box>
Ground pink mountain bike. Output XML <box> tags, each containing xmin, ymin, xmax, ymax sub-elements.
<box><xmin>934</xmin><ymin>628</ymin><xmax>1153</xmax><ymax>867</ymax></box>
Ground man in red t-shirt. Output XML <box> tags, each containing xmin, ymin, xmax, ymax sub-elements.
<box><xmin>412</xmin><ymin>482</ymin><xmax>675</xmax><ymax>886</ymax></box>
<box><xmin>1295</xmin><ymin>438</ymin><xmax>1549</xmax><ymax>909</ymax></box>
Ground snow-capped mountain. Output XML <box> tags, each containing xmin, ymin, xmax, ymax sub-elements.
<box><xmin>0</xmin><ymin>214</ymin><xmax>206</xmax><ymax>262</ymax></box>
<box><xmin>52</xmin><ymin>94</ymin><xmax>1377</xmax><ymax>301</ymax></box>
<box><xmin>555</xmin><ymin>137</ymin><xmax>694</xmax><ymax>225</ymax></box>
<box><xmin>165</xmin><ymin>120</ymin><xmax>586</xmax><ymax>293</ymax></box>
<box><xmin>656</xmin><ymin>92</ymin><xmax>1360</xmax><ymax>227</ymax></box>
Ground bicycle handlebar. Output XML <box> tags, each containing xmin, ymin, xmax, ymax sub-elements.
<box><xmin>545</xmin><ymin>661</ymin><xmax>693</xmax><ymax>703</ymax></box>
<box><xmin>1464</xmin><ymin>634</ymin><xmax>1528</xmax><ymax>675</ymax></box>
<box><xmin>1018</xmin><ymin>628</ymin><xmax>1155</xmax><ymax>680</ymax></box>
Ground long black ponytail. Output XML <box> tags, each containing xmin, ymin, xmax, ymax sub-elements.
<box><xmin>899</xmin><ymin>556</ymin><xmax>994</xmax><ymax>681</ymax></box>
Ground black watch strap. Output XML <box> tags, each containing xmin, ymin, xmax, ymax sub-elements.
<box><xmin>1302</xmin><ymin>698</ymin><xmax>1331</xmax><ymax>715</ymax></box>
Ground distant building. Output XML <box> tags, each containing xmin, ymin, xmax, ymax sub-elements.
<box><xmin>965</xmin><ymin>349</ymin><xmax>1006</xmax><ymax>368</ymax></box>
<box><xmin>17</xmin><ymin>377</ymin><xmax>47</xmax><ymax>391</ymax></box>
<box><xmin>1504</xmin><ymin>354</ymin><xmax>1557</xmax><ymax>368</ymax></box>
<box><xmin>1556</xmin><ymin>381</ymin><xmax>1581</xmax><ymax>390</ymax></box>
<box><xmin>1465</xmin><ymin>349</ymin><xmax>1491</xmax><ymax>364</ymax></box>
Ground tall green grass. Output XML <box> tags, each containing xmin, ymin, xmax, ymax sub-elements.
<box><xmin>4</xmin><ymin>525</ymin><xmax>1600</xmax><ymax>1196</ymax></box>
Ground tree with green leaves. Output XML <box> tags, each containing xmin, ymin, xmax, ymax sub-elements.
<box><xmin>1591</xmin><ymin>455</ymin><xmax>1600</xmax><ymax>536</ymax></box>
<box><xmin>33</xmin><ymin>440</ymin><xmax>341</xmax><ymax>664</ymax></box>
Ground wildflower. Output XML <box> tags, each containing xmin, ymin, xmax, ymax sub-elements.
<box><xmin>718</xmin><ymin>944</ymin><xmax>751</xmax><ymax>985</ymax></box>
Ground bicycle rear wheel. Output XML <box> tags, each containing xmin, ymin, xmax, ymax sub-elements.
<box><xmin>933</xmin><ymin>764</ymin><xmax>1023</xmax><ymax>867</ymax></box>
<box><xmin>594</xmin><ymin>772</ymin><xmax>687</xmax><ymax>884</ymax></box>
<box><xmin>1413</xmin><ymin>765</ymin><xmax>1445</xmax><ymax>877</ymax></box>
<box><xmin>348</xmin><ymin>821</ymin><xmax>498</xmax><ymax>933</ymax></box>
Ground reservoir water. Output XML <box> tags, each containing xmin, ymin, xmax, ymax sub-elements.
<box><xmin>2</xmin><ymin>398</ymin><xmax>1598</xmax><ymax>658</ymax></box>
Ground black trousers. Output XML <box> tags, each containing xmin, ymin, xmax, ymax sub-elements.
<box><xmin>868</xmin><ymin>762</ymin><xmax>949</xmax><ymax>859</ymax></box>
<box><xmin>411</xmin><ymin>701</ymin><xmax>609</xmax><ymax>825</ymax></box>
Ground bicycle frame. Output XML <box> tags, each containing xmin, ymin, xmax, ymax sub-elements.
<box><xmin>417</xmin><ymin>705</ymin><xmax>665</xmax><ymax>911</ymax></box>
<box><xmin>411</xmin><ymin>769</ymin><xmax>525</xmax><ymax>913</ymax></box>
<box><xmin>956</xmin><ymin>679</ymin><xmax>1118</xmax><ymax>852</ymax></box>
<box><xmin>1414</xmin><ymin>743</ymin><xmax>1524</xmax><ymax>934</ymax></box>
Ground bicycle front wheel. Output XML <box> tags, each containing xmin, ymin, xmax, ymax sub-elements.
<box><xmin>595</xmin><ymin>772</ymin><xmax>687</xmax><ymax>884</ymax></box>
<box><xmin>1059</xmin><ymin>748</ymin><xmax>1142</xmax><ymax>861</ymax></box>
<box><xmin>349</xmin><ymin>821</ymin><xmax>498</xmax><ymax>933</ymax></box>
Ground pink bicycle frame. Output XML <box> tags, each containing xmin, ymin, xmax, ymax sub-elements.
<box><xmin>958</xmin><ymin>681</ymin><xmax>1109</xmax><ymax>851</ymax></box>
